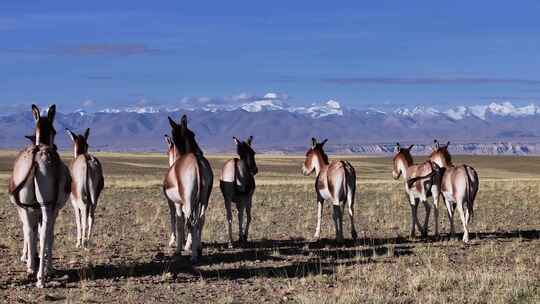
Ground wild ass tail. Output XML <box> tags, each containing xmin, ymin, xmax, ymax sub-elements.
<box><xmin>187</xmin><ymin>162</ymin><xmax>202</xmax><ymax>229</ymax></box>
<box><xmin>85</xmin><ymin>155</ymin><xmax>104</xmax><ymax>206</ymax></box>
<box><xmin>464</xmin><ymin>165</ymin><xmax>478</xmax><ymax>224</ymax></box>
<box><xmin>342</xmin><ymin>160</ymin><xmax>356</xmax><ymax>194</ymax></box>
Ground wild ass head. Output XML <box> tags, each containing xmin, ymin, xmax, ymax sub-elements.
<box><xmin>164</xmin><ymin>134</ymin><xmax>180</xmax><ymax>166</ymax></box>
<box><xmin>302</xmin><ymin>137</ymin><xmax>329</xmax><ymax>176</ymax></box>
<box><xmin>392</xmin><ymin>142</ymin><xmax>414</xmax><ymax>179</ymax></box>
<box><xmin>66</xmin><ymin>128</ymin><xmax>90</xmax><ymax>157</ymax></box>
<box><xmin>168</xmin><ymin>114</ymin><xmax>203</xmax><ymax>157</ymax></box>
<box><xmin>430</xmin><ymin>139</ymin><xmax>452</xmax><ymax>167</ymax></box>
<box><xmin>234</xmin><ymin>136</ymin><xmax>258</xmax><ymax>175</ymax></box>
<box><xmin>31</xmin><ymin>104</ymin><xmax>56</xmax><ymax>146</ymax></box>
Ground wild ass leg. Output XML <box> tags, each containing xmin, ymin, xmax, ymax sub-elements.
<box><xmin>80</xmin><ymin>205</ymin><xmax>89</xmax><ymax>248</ymax></box>
<box><xmin>73</xmin><ymin>203</ymin><xmax>82</xmax><ymax>248</ymax></box>
<box><xmin>433</xmin><ymin>194</ymin><xmax>440</xmax><ymax>238</ymax></box>
<box><xmin>18</xmin><ymin>209</ymin><xmax>29</xmax><ymax>262</ymax></box>
<box><xmin>444</xmin><ymin>198</ymin><xmax>455</xmax><ymax>239</ymax></box>
<box><xmin>244</xmin><ymin>197</ymin><xmax>252</xmax><ymax>243</ymax></box>
<box><xmin>314</xmin><ymin>198</ymin><xmax>324</xmax><ymax>240</ymax></box>
<box><xmin>87</xmin><ymin>206</ymin><xmax>95</xmax><ymax>245</ymax></box>
<box><xmin>332</xmin><ymin>203</ymin><xmax>344</xmax><ymax>243</ymax></box>
<box><xmin>409</xmin><ymin>197</ymin><xmax>423</xmax><ymax>239</ymax></box>
<box><xmin>225</xmin><ymin>199</ymin><xmax>234</xmax><ymax>247</ymax></box>
<box><xmin>190</xmin><ymin>223</ymin><xmax>201</xmax><ymax>263</ymax></box>
<box><xmin>457</xmin><ymin>200</ymin><xmax>469</xmax><ymax>243</ymax></box>
<box><xmin>27</xmin><ymin>223</ymin><xmax>38</xmax><ymax>275</ymax></box>
<box><xmin>421</xmin><ymin>200</ymin><xmax>431</xmax><ymax>238</ymax></box>
<box><xmin>347</xmin><ymin>189</ymin><xmax>358</xmax><ymax>240</ymax></box>
<box><xmin>237</xmin><ymin>203</ymin><xmax>245</xmax><ymax>244</ymax></box>
<box><xmin>174</xmin><ymin>204</ymin><xmax>184</xmax><ymax>254</ymax></box>
<box><xmin>167</xmin><ymin>199</ymin><xmax>176</xmax><ymax>247</ymax></box>
<box><xmin>37</xmin><ymin>206</ymin><xmax>54</xmax><ymax>288</ymax></box>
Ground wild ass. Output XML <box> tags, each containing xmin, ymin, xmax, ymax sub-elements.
<box><xmin>302</xmin><ymin>138</ymin><xmax>358</xmax><ymax>242</ymax></box>
<box><xmin>163</xmin><ymin>115</ymin><xmax>213</xmax><ymax>262</ymax></box>
<box><xmin>220</xmin><ymin>136</ymin><xmax>258</xmax><ymax>247</ymax></box>
<box><xmin>392</xmin><ymin>143</ymin><xmax>443</xmax><ymax>238</ymax></box>
<box><xmin>429</xmin><ymin>140</ymin><xmax>479</xmax><ymax>243</ymax></box>
<box><xmin>66</xmin><ymin>128</ymin><xmax>104</xmax><ymax>248</ymax></box>
<box><xmin>8</xmin><ymin>105</ymin><xmax>71</xmax><ymax>287</ymax></box>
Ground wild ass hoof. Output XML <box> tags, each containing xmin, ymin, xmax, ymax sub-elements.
<box><xmin>351</xmin><ymin>230</ymin><xmax>358</xmax><ymax>241</ymax></box>
<box><xmin>239</xmin><ymin>235</ymin><xmax>248</xmax><ymax>244</ymax></box>
<box><xmin>168</xmin><ymin>234</ymin><xmax>176</xmax><ymax>248</ymax></box>
<box><xmin>36</xmin><ymin>280</ymin><xmax>45</xmax><ymax>288</ymax></box>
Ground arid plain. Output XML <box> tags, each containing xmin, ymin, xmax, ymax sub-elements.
<box><xmin>0</xmin><ymin>151</ymin><xmax>539</xmax><ymax>303</ymax></box>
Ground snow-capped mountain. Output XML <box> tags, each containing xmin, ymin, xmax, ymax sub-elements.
<box><xmin>97</xmin><ymin>93</ymin><xmax>345</xmax><ymax>118</ymax></box>
<box><xmin>3</xmin><ymin>98</ymin><xmax>540</xmax><ymax>154</ymax></box>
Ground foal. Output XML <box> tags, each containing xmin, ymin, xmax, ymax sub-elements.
<box><xmin>163</xmin><ymin>115</ymin><xmax>213</xmax><ymax>262</ymax></box>
<box><xmin>8</xmin><ymin>104</ymin><xmax>71</xmax><ymax>287</ymax></box>
<box><xmin>66</xmin><ymin>128</ymin><xmax>104</xmax><ymax>248</ymax></box>
<box><xmin>220</xmin><ymin>136</ymin><xmax>258</xmax><ymax>247</ymax></box>
<box><xmin>392</xmin><ymin>143</ymin><xmax>442</xmax><ymax>238</ymax></box>
<box><xmin>302</xmin><ymin>138</ymin><xmax>357</xmax><ymax>242</ymax></box>
<box><xmin>430</xmin><ymin>140</ymin><xmax>479</xmax><ymax>242</ymax></box>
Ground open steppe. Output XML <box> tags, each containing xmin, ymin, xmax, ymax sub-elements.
<box><xmin>0</xmin><ymin>151</ymin><xmax>538</xmax><ymax>303</ymax></box>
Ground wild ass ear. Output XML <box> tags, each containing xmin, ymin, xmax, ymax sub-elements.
<box><xmin>311</xmin><ymin>137</ymin><xmax>317</xmax><ymax>147</ymax></box>
<box><xmin>233</xmin><ymin>136</ymin><xmax>241</xmax><ymax>145</ymax></box>
<box><xmin>65</xmin><ymin>128</ymin><xmax>77</xmax><ymax>142</ymax></box>
<box><xmin>31</xmin><ymin>104</ymin><xmax>40</xmax><ymax>121</ymax></box>
<box><xmin>164</xmin><ymin>134</ymin><xmax>173</xmax><ymax>147</ymax></box>
<box><xmin>168</xmin><ymin>116</ymin><xmax>177</xmax><ymax>129</ymax></box>
<box><xmin>433</xmin><ymin>139</ymin><xmax>439</xmax><ymax>151</ymax></box>
<box><xmin>408</xmin><ymin>144</ymin><xmax>415</xmax><ymax>151</ymax></box>
<box><xmin>84</xmin><ymin>128</ymin><xmax>90</xmax><ymax>140</ymax></box>
<box><xmin>47</xmin><ymin>105</ymin><xmax>56</xmax><ymax>123</ymax></box>
<box><xmin>395</xmin><ymin>142</ymin><xmax>401</xmax><ymax>153</ymax></box>
<box><xmin>446</xmin><ymin>141</ymin><xmax>450</xmax><ymax>148</ymax></box>
<box><xmin>180</xmin><ymin>114</ymin><xmax>188</xmax><ymax>129</ymax></box>
<box><xmin>321</xmin><ymin>139</ymin><xmax>328</xmax><ymax>146</ymax></box>
<box><xmin>247</xmin><ymin>136</ymin><xmax>253</xmax><ymax>146</ymax></box>
<box><xmin>25</xmin><ymin>135</ymin><xmax>36</xmax><ymax>143</ymax></box>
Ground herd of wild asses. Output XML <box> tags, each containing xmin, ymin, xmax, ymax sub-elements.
<box><xmin>7</xmin><ymin>104</ymin><xmax>479</xmax><ymax>288</ymax></box>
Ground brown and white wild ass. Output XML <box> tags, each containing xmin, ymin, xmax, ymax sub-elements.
<box><xmin>8</xmin><ymin>105</ymin><xmax>71</xmax><ymax>287</ymax></box>
<box><xmin>163</xmin><ymin>115</ymin><xmax>213</xmax><ymax>262</ymax></box>
<box><xmin>66</xmin><ymin>128</ymin><xmax>104</xmax><ymax>248</ymax></box>
<box><xmin>302</xmin><ymin>138</ymin><xmax>358</xmax><ymax>242</ymax></box>
<box><xmin>429</xmin><ymin>140</ymin><xmax>479</xmax><ymax>243</ymax></box>
<box><xmin>220</xmin><ymin>136</ymin><xmax>258</xmax><ymax>247</ymax></box>
<box><xmin>392</xmin><ymin>143</ymin><xmax>443</xmax><ymax>238</ymax></box>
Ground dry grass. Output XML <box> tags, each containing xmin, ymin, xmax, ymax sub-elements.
<box><xmin>0</xmin><ymin>153</ymin><xmax>538</xmax><ymax>303</ymax></box>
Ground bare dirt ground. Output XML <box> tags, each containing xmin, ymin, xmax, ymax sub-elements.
<box><xmin>0</xmin><ymin>152</ymin><xmax>539</xmax><ymax>303</ymax></box>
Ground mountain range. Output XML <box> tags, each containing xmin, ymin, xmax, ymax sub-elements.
<box><xmin>2</xmin><ymin>94</ymin><xmax>540</xmax><ymax>155</ymax></box>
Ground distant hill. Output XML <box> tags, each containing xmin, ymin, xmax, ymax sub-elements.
<box><xmin>3</xmin><ymin>97</ymin><xmax>540</xmax><ymax>155</ymax></box>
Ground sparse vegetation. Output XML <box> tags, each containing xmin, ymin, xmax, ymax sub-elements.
<box><xmin>0</xmin><ymin>153</ymin><xmax>539</xmax><ymax>303</ymax></box>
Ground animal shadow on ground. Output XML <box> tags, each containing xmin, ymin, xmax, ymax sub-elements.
<box><xmin>20</xmin><ymin>237</ymin><xmax>411</xmax><ymax>286</ymax></box>
<box><xmin>8</xmin><ymin>229</ymin><xmax>537</xmax><ymax>287</ymax></box>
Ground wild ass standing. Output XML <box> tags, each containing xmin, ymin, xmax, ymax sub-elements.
<box><xmin>392</xmin><ymin>143</ymin><xmax>443</xmax><ymax>238</ymax></box>
<box><xmin>220</xmin><ymin>136</ymin><xmax>258</xmax><ymax>247</ymax></box>
<box><xmin>66</xmin><ymin>128</ymin><xmax>104</xmax><ymax>248</ymax></box>
<box><xmin>163</xmin><ymin>115</ymin><xmax>213</xmax><ymax>262</ymax></box>
<box><xmin>302</xmin><ymin>138</ymin><xmax>358</xmax><ymax>242</ymax></box>
<box><xmin>8</xmin><ymin>105</ymin><xmax>71</xmax><ymax>287</ymax></box>
<box><xmin>429</xmin><ymin>140</ymin><xmax>479</xmax><ymax>242</ymax></box>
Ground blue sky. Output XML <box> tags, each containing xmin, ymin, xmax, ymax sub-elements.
<box><xmin>1</xmin><ymin>1</ymin><xmax>540</xmax><ymax>111</ymax></box>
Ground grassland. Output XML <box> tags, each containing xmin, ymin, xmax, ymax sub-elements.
<box><xmin>0</xmin><ymin>151</ymin><xmax>539</xmax><ymax>303</ymax></box>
